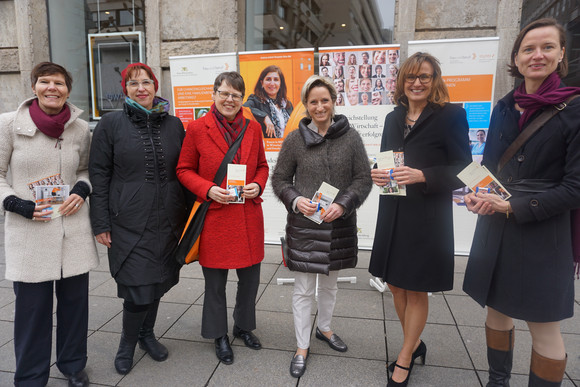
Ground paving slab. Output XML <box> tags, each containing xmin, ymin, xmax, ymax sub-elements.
<box><xmin>297</xmin><ymin>353</ymin><xmax>386</xmax><ymax>387</ymax></box>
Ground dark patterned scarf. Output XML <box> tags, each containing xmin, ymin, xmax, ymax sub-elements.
<box><xmin>210</xmin><ymin>104</ymin><xmax>245</xmax><ymax>163</ymax></box>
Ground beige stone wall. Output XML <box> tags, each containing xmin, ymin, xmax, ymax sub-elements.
<box><xmin>394</xmin><ymin>0</ymin><xmax>523</xmax><ymax>103</ymax></box>
<box><xmin>0</xmin><ymin>0</ymin><xmax>525</xmax><ymax>114</ymax></box>
<box><xmin>0</xmin><ymin>0</ymin><xmax>50</xmax><ymax>114</ymax></box>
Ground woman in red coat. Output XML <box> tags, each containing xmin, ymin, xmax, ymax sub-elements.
<box><xmin>177</xmin><ymin>72</ymin><xmax>268</xmax><ymax>365</ymax></box>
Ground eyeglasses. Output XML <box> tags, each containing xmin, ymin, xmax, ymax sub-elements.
<box><xmin>216</xmin><ymin>90</ymin><xmax>243</xmax><ymax>102</ymax></box>
<box><xmin>405</xmin><ymin>74</ymin><xmax>433</xmax><ymax>84</ymax></box>
<box><xmin>127</xmin><ymin>79</ymin><xmax>155</xmax><ymax>88</ymax></box>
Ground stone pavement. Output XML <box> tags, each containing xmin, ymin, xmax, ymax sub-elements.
<box><xmin>0</xmin><ymin>216</ymin><xmax>578</xmax><ymax>386</ymax></box>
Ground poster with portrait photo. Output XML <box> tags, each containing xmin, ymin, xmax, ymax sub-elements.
<box><xmin>239</xmin><ymin>48</ymin><xmax>314</xmax><ymax>150</ymax></box>
<box><xmin>319</xmin><ymin>44</ymin><xmax>400</xmax><ymax>248</ymax></box>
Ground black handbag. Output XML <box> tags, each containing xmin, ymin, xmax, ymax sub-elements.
<box><xmin>174</xmin><ymin>119</ymin><xmax>250</xmax><ymax>265</ymax></box>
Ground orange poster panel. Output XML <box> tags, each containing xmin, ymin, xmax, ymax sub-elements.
<box><xmin>173</xmin><ymin>85</ymin><xmax>214</xmax><ymax>107</ymax></box>
<box><xmin>239</xmin><ymin>50</ymin><xmax>314</xmax><ymax>151</ymax></box>
<box><xmin>443</xmin><ymin>74</ymin><xmax>493</xmax><ymax>102</ymax></box>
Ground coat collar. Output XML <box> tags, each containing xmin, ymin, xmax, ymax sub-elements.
<box><xmin>393</xmin><ymin>103</ymin><xmax>438</xmax><ymax>141</ymax></box>
<box><xmin>298</xmin><ymin>114</ymin><xmax>350</xmax><ymax>147</ymax></box>
<box><xmin>203</xmin><ymin>113</ymin><xmax>252</xmax><ymax>163</ymax></box>
<box><xmin>13</xmin><ymin>97</ymin><xmax>84</xmax><ymax>137</ymax></box>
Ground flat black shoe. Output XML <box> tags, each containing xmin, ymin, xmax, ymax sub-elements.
<box><xmin>65</xmin><ymin>370</ymin><xmax>89</xmax><ymax>387</ymax></box>
<box><xmin>233</xmin><ymin>325</ymin><xmax>262</xmax><ymax>350</ymax></box>
<box><xmin>215</xmin><ymin>335</ymin><xmax>234</xmax><ymax>365</ymax></box>
<box><xmin>315</xmin><ymin>327</ymin><xmax>348</xmax><ymax>352</ymax></box>
<box><xmin>388</xmin><ymin>340</ymin><xmax>427</xmax><ymax>373</ymax></box>
<box><xmin>139</xmin><ymin>334</ymin><xmax>169</xmax><ymax>361</ymax></box>
<box><xmin>289</xmin><ymin>349</ymin><xmax>309</xmax><ymax>378</ymax></box>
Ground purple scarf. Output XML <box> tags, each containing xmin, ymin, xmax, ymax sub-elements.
<box><xmin>513</xmin><ymin>72</ymin><xmax>580</xmax><ymax>130</ymax></box>
<box><xmin>29</xmin><ymin>99</ymin><xmax>71</xmax><ymax>139</ymax></box>
<box><xmin>210</xmin><ymin>104</ymin><xmax>245</xmax><ymax>164</ymax></box>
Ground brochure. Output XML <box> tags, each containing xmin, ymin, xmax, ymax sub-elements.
<box><xmin>28</xmin><ymin>174</ymin><xmax>65</xmax><ymax>199</ymax></box>
<box><xmin>376</xmin><ymin>150</ymin><xmax>406</xmax><ymax>196</ymax></box>
<box><xmin>457</xmin><ymin>161</ymin><xmax>511</xmax><ymax>200</ymax></box>
<box><xmin>34</xmin><ymin>185</ymin><xmax>70</xmax><ymax>219</ymax></box>
<box><xmin>305</xmin><ymin>182</ymin><xmax>340</xmax><ymax>224</ymax></box>
<box><xmin>226</xmin><ymin>164</ymin><xmax>246</xmax><ymax>204</ymax></box>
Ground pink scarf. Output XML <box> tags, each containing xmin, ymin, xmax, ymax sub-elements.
<box><xmin>29</xmin><ymin>99</ymin><xmax>71</xmax><ymax>139</ymax></box>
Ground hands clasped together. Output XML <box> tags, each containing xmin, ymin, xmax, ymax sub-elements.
<box><xmin>371</xmin><ymin>166</ymin><xmax>425</xmax><ymax>187</ymax></box>
<box><xmin>296</xmin><ymin>197</ymin><xmax>344</xmax><ymax>223</ymax></box>
<box><xmin>208</xmin><ymin>183</ymin><xmax>261</xmax><ymax>204</ymax></box>
<box><xmin>32</xmin><ymin>193</ymin><xmax>84</xmax><ymax>222</ymax></box>
<box><xmin>464</xmin><ymin>192</ymin><xmax>511</xmax><ymax>216</ymax></box>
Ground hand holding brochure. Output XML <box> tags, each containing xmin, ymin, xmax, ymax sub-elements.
<box><xmin>227</xmin><ymin>164</ymin><xmax>246</xmax><ymax>203</ymax></box>
<box><xmin>305</xmin><ymin>182</ymin><xmax>339</xmax><ymax>224</ymax></box>
<box><xmin>376</xmin><ymin>150</ymin><xmax>406</xmax><ymax>196</ymax></box>
<box><xmin>457</xmin><ymin>161</ymin><xmax>511</xmax><ymax>200</ymax></box>
<box><xmin>34</xmin><ymin>185</ymin><xmax>70</xmax><ymax>219</ymax></box>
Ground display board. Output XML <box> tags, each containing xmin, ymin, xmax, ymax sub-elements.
<box><xmin>238</xmin><ymin>49</ymin><xmax>315</xmax><ymax>243</ymax></box>
<box><xmin>408</xmin><ymin>37</ymin><xmax>499</xmax><ymax>254</ymax></box>
<box><xmin>168</xmin><ymin>53</ymin><xmax>237</xmax><ymax>129</ymax></box>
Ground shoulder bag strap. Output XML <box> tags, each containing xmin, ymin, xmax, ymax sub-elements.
<box><xmin>212</xmin><ymin>119</ymin><xmax>250</xmax><ymax>186</ymax></box>
<box><xmin>497</xmin><ymin>94</ymin><xmax>580</xmax><ymax>173</ymax></box>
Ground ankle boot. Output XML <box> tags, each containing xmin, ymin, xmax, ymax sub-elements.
<box><xmin>138</xmin><ymin>300</ymin><xmax>168</xmax><ymax>361</ymax></box>
<box><xmin>486</xmin><ymin>325</ymin><xmax>514</xmax><ymax>387</ymax></box>
<box><xmin>115</xmin><ymin>308</ymin><xmax>148</xmax><ymax>375</ymax></box>
<box><xmin>529</xmin><ymin>349</ymin><xmax>567</xmax><ymax>387</ymax></box>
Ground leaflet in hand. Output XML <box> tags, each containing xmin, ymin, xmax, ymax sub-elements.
<box><xmin>227</xmin><ymin>164</ymin><xmax>246</xmax><ymax>204</ymax></box>
<box><xmin>28</xmin><ymin>174</ymin><xmax>65</xmax><ymax>199</ymax></box>
<box><xmin>34</xmin><ymin>185</ymin><xmax>70</xmax><ymax>219</ymax></box>
<box><xmin>305</xmin><ymin>182</ymin><xmax>339</xmax><ymax>224</ymax></box>
<box><xmin>457</xmin><ymin>161</ymin><xmax>511</xmax><ymax>200</ymax></box>
<box><xmin>376</xmin><ymin>150</ymin><xmax>406</xmax><ymax>196</ymax></box>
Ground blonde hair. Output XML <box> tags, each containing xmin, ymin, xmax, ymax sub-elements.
<box><xmin>300</xmin><ymin>75</ymin><xmax>337</xmax><ymax>117</ymax></box>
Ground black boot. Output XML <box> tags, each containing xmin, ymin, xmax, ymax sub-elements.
<box><xmin>486</xmin><ymin>325</ymin><xmax>514</xmax><ymax>387</ymax></box>
<box><xmin>115</xmin><ymin>308</ymin><xmax>148</xmax><ymax>375</ymax></box>
<box><xmin>529</xmin><ymin>349</ymin><xmax>567</xmax><ymax>387</ymax></box>
<box><xmin>138</xmin><ymin>299</ymin><xmax>168</xmax><ymax>361</ymax></box>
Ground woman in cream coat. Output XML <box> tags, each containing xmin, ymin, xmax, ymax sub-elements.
<box><xmin>0</xmin><ymin>62</ymin><xmax>98</xmax><ymax>387</ymax></box>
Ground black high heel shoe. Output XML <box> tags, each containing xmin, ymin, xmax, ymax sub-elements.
<box><xmin>387</xmin><ymin>340</ymin><xmax>426</xmax><ymax>373</ymax></box>
<box><xmin>387</xmin><ymin>362</ymin><xmax>413</xmax><ymax>387</ymax></box>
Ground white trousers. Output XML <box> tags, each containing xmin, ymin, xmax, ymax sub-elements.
<box><xmin>293</xmin><ymin>270</ymin><xmax>339</xmax><ymax>349</ymax></box>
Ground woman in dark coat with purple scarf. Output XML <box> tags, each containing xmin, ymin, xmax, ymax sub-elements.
<box><xmin>463</xmin><ymin>18</ymin><xmax>580</xmax><ymax>387</ymax></box>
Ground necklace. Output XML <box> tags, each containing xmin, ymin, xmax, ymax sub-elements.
<box><xmin>406</xmin><ymin>115</ymin><xmax>418</xmax><ymax>122</ymax></box>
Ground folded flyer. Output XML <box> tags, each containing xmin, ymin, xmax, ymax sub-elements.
<box><xmin>376</xmin><ymin>150</ymin><xmax>406</xmax><ymax>196</ymax></box>
<box><xmin>457</xmin><ymin>161</ymin><xmax>511</xmax><ymax>200</ymax></box>
<box><xmin>305</xmin><ymin>182</ymin><xmax>339</xmax><ymax>224</ymax></box>
<box><xmin>227</xmin><ymin>164</ymin><xmax>246</xmax><ymax>204</ymax></box>
<box><xmin>34</xmin><ymin>185</ymin><xmax>70</xmax><ymax>219</ymax></box>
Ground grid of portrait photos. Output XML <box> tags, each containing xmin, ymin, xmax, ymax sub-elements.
<box><xmin>319</xmin><ymin>48</ymin><xmax>400</xmax><ymax>107</ymax></box>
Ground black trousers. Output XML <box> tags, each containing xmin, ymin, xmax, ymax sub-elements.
<box><xmin>13</xmin><ymin>273</ymin><xmax>89</xmax><ymax>387</ymax></box>
<box><xmin>201</xmin><ymin>263</ymin><xmax>261</xmax><ymax>339</ymax></box>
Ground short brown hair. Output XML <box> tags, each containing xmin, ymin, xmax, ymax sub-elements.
<box><xmin>214</xmin><ymin>72</ymin><xmax>245</xmax><ymax>96</ymax></box>
<box><xmin>31</xmin><ymin>62</ymin><xmax>73</xmax><ymax>92</ymax></box>
<box><xmin>508</xmin><ymin>18</ymin><xmax>567</xmax><ymax>78</ymax></box>
<box><xmin>394</xmin><ymin>52</ymin><xmax>449</xmax><ymax>108</ymax></box>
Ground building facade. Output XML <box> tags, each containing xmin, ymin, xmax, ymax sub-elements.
<box><xmin>4</xmin><ymin>0</ymin><xmax>576</xmax><ymax>120</ymax></box>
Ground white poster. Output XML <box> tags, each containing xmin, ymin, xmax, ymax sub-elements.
<box><xmin>169</xmin><ymin>53</ymin><xmax>237</xmax><ymax>128</ymax></box>
<box><xmin>408</xmin><ymin>37</ymin><xmax>499</xmax><ymax>254</ymax></box>
<box><xmin>319</xmin><ymin>45</ymin><xmax>400</xmax><ymax>248</ymax></box>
